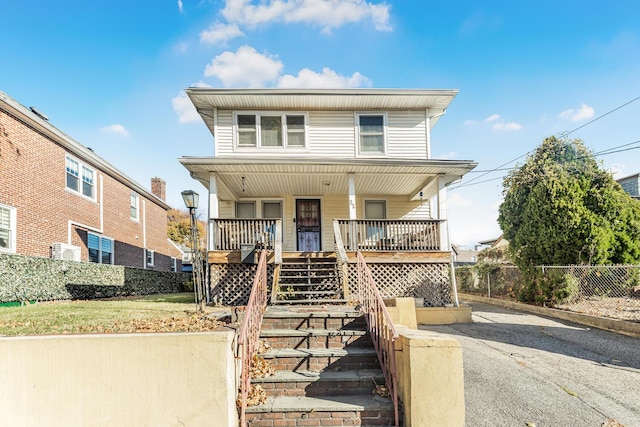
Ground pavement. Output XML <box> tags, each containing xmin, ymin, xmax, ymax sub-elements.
<box><xmin>421</xmin><ymin>301</ymin><xmax>640</xmax><ymax>427</ymax></box>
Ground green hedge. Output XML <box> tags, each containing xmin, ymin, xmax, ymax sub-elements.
<box><xmin>0</xmin><ymin>254</ymin><xmax>190</xmax><ymax>303</ymax></box>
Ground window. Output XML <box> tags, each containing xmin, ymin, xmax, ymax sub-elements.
<box><xmin>170</xmin><ymin>257</ymin><xmax>177</xmax><ymax>272</ymax></box>
<box><xmin>235</xmin><ymin>113</ymin><xmax>307</xmax><ymax>149</ymax></box>
<box><xmin>263</xmin><ymin>201</ymin><xmax>283</xmax><ymax>242</ymax></box>
<box><xmin>0</xmin><ymin>204</ymin><xmax>16</xmax><ymax>253</ymax></box>
<box><xmin>130</xmin><ymin>193</ymin><xmax>139</xmax><ymax>220</ymax></box>
<box><xmin>146</xmin><ymin>249</ymin><xmax>155</xmax><ymax>266</ymax></box>
<box><xmin>66</xmin><ymin>155</ymin><xmax>95</xmax><ymax>199</ymax></box>
<box><xmin>357</xmin><ymin>114</ymin><xmax>386</xmax><ymax>154</ymax></box>
<box><xmin>88</xmin><ymin>233</ymin><xmax>113</xmax><ymax>264</ymax></box>
<box><xmin>236</xmin><ymin>202</ymin><xmax>256</xmax><ymax>219</ymax></box>
<box><xmin>364</xmin><ymin>200</ymin><xmax>386</xmax><ymax>240</ymax></box>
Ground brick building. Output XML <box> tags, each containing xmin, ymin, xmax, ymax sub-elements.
<box><xmin>0</xmin><ymin>90</ymin><xmax>182</xmax><ymax>271</ymax></box>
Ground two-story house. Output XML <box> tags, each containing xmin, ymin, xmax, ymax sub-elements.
<box><xmin>0</xmin><ymin>90</ymin><xmax>182</xmax><ymax>271</ymax></box>
<box><xmin>179</xmin><ymin>88</ymin><xmax>477</xmax><ymax>305</ymax></box>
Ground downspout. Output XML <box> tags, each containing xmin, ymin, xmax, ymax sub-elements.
<box><xmin>142</xmin><ymin>199</ymin><xmax>147</xmax><ymax>269</ymax></box>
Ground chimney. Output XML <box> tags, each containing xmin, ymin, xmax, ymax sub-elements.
<box><xmin>151</xmin><ymin>177</ymin><xmax>166</xmax><ymax>201</ymax></box>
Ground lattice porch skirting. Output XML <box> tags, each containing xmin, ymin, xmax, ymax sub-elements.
<box><xmin>209</xmin><ymin>262</ymin><xmax>451</xmax><ymax>307</ymax></box>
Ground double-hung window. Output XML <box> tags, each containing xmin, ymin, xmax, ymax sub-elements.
<box><xmin>130</xmin><ymin>193</ymin><xmax>140</xmax><ymax>220</ymax></box>
<box><xmin>146</xmin><ymin>249</ymin><xmax>155</xmax><ymax>267</ymax></box>
<box><xmin>357</xmin><ymin>113</ymin><xmax>386</xmax><ymax>155</ymax></box>
<box><xmin>0</xmin><ymin>204</ymin><xmax>16</xmax><ymax>253</ymax></box>
<box><xmin>66</xmin><ymin>155</ymin><xmax>96</xmax><ymax>199</ymax></box>
<box><xmin>235</xmin><ymin>113</ymin><xmax>307</xmax><ymax>149</ymax></box>
<box><xmin>88</xmin><ymin>233</ymin><xmax>113</xmax><ymax>264</ymax></box>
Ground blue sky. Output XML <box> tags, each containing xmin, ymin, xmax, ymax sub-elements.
<box><xmin>2</xmin><ymin>1</ymin><xmax>640</xmax><ymax>247</ymax></box>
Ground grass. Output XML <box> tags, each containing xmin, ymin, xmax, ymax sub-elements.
<box><xmin>0</xmin><ymin>293</ymin><xmax>223</xmax><ymax>336</ymax></box>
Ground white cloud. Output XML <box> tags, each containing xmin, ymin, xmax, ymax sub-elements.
<box><xmin>559</xmin><ymin>103</ymin><xmax>595</xmax><ymax>122</ymax></box>
<box><xmin>493</xmin><ymin>121</ymin><xmax>522</xmax><ymax>131</ymax></box>
<box><xmin>172</xmin><ymin>81</ymin><xmax>212</xmax><ymax>124</ymax></box>
<box><xmin>100</xmin><ymin>124</ymin><xmax>129</xmax><ymax>137</ymax></box>
<box><xmin>609</xmin><ymin>163</ymin><xmax>627</xmax><ymax>179</ymax></box>
<box><xmin>278</xmin><ymin>67</ymin><xmax>370</xmax><ymax>88</ymax></box>
<box><xmin>200</xmin><ymin>22</ymin><xmax>244</xmax><ymax>45</ymax></box>
<box><xmin>178</xmin><ymin>0</ymin><xmax>183</xmax><ymax>13</ymax></box>
<box><xmin>173</xmin><ymin>41</ymin><xmax>189</xmax><ymax>54</ymax></box>
<box><xmin>221</xmin><ymin>0</ymin><xmax>391</xmax><ymax>32</ymax></box>
<box><xmin>433</xmin><ymin>151</ymin><xmax>459</xmax><ymax>160</ymax></box>
<box><xmin>448</xmin><ymin>192</ymin><xmax>473</xmax><ymax>208</ymax></box>
<box><xmin>463</xmin><ymin>119</ymin><xmax>478</xmax><ymax>126</ymax></box>
<box><xmin>484</xmin><ymin>114</ymin><xmax>501</xmax><ymax>123</ymax></box>
<box><xmin>204</xmin><ymin>45</ymin><xmax>283</xmax><ymax>88</ymax></box>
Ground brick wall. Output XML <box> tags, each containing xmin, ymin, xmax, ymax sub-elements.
<box><xmin>0</xmin><ymin>102</ymin><xmax>180</xmax><ymax>271</ymax></box>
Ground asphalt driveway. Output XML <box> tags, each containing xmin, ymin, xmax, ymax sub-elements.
<box><xmin>421</xmin><ymin>301</ymin><xmax>640</xmax><ymax>427</ymax></box>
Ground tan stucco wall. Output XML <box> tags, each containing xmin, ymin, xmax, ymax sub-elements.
<box><xmin>0</xmin><ymin>331</ymin><xmax>237</xmax><ymax>427</ymax></box>
<box><xmin>385</xmin><ymin>297</ymin><xmax>418</xmax><ymax>329</ymax></box>
<box><xmin>416</xmin><ymin>306</ymin><xmax>472</xmax><ymax>325</ymax></box>
<box><xmin>396</xmin><ymin>327</ymin><xmax>465</xmax><ymax>426</ymax></box>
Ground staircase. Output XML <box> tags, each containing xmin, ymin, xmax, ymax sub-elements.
<box><xmin>245</xmin><ymin>305</ymin><xmax>399</xmax><ymax>426</ymax></box>
<box><xmin>272</xmin><ymin>253</ymin><xmax>344</xmax><ymax>304</ymax></box>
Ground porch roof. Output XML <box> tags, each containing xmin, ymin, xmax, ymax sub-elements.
<box><xmin>179</xmin><ymin>157</ymin><xmax>477</xmax><ymax>201</ymax></box>
<box><xmin>186</xmin><ymin>88</ymin><xmax>458</xmax><ymax>135</ymax></box>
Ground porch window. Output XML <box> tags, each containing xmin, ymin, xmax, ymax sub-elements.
<box><xmin>235</xmin><ymin>113</ymin><xmax>307</xmax><ymax>149</ymax></box>
<box><xmin>263</xmin><ymin>201</ymin><xmax>283</xmax><ymax>242</ymax></box>
<box><xmin>236</xmin><ymin>202</ymin><xmax>256</xmax><ymax>218</ymax></box>
<box><xmin>357</xmin><ymin>114</ymin><xmax>386</xmax><ymax>154</ymax></box>
<box><xmin>0</xmin><ymin>204</ymin><xmax>16</xmax><ymax>253</ymax></box>
<box><xmin>88</xmin><ymin>233</ymin><xmax>113</xmax><ymax>264</ymax></box>
<box><xmin>365</xmin><ymin>200</ymin><xmax>386</xmax><ymax>241</ymax></box>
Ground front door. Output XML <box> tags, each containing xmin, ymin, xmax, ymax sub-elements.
<box><xmin>296</xmin><ymin>199</ymin><xmax>321</xmax><ymax>251</ymax></box>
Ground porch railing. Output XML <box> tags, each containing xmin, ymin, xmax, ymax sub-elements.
<box><xmin>237</xmin><ymin>250</ymin><xmax>268</xmax><ymax>427</ymax></box>
<box><xmin>209</xmin><ymin>219</ymin><xmax>282</xmax><ymax>252</ymax></box>
<box><xmin>356</xmin><ymin>252</ymin><xmax>400</xmax><ymax>426</ymax></box>
<box><xmin>336</xmin><ymin>219</ymin><xmax>443</xmax><ymax>251</ymax></box>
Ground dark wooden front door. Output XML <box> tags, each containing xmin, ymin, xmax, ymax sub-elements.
<box><xmin>296</xmin><ymin>199</ymin><xmax>321</xmax><ymax>251</ymax></box>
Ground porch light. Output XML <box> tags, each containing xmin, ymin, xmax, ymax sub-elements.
<box><xmin>181</xmin><ymin>190</ymin><xmax>200</xmax><ymax>210</ymax></box>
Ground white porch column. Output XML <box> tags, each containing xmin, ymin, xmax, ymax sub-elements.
<box><xmin>208</xmin><ymin>174</ymin><xmax>219</xmax><ymax>251</ymax></box>
<box><xmin>436</xmin><ymin>176</ymin><xmax>450</xmax><ymax>251</ymax></box>
<box><xmin>348</xmin><ymin>173</ymin><xmax>357</xmax><ymax>220</ymax></box>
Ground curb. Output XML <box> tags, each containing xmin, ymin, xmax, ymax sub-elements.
<box><xmin>459</xmin><ymin>292</ymin><xmax>640</xmax><ymax>340</ymax></box>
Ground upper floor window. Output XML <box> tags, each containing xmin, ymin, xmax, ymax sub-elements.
<box><xmin>130</xmin><ymin>193</ymin><xmax>139</xmax><ymax>220</ymax></box>
<box><xmin>0</xmin><ymin>204</ymin><xmax>16</xmax><ymax>253</ymax></box>
<box><xmin>66</xmin><ymin>155</ymin><xmax>95</xmax><ymax>200</ymax></box>
<box><xmin>235</xmin><ymin>113</ymin><xmax>307</xmax><ymax>149</ymax></box>
<box><xmin>357</xmin><ymin>113</ymin><xmax>387</xmax><ymax>155</ymax></box>
<box><xmin>88</xmin><ymin>233</ymin><xmax>113</xmax><ymax>264</ymax></box>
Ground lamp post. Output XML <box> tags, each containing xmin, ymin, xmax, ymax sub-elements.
<box><xmin>181</xmin><ymin>190</ymin><xmax>205</xmax><ymax>313</ymax></box>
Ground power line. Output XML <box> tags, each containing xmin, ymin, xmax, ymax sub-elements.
<box><xmin>561</xmin><ymin>96</ymin><xmax>640</xmax><ymax>138</ymax></box>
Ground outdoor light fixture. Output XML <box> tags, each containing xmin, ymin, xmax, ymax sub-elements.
<box><xmin>182</xmin><ymin>189</ymin><xmax>205</xmax><ymax>313</ymax></box>
<box><xmin>181</xmin><ymin>189</ymin><xmax>200</xmax><ymax>210</ymax></box>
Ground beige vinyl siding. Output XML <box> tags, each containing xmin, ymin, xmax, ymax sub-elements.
<box><xmin>386</xmin><ymin>111</ymin><xmax>427</xmax><ymax>159</ymax></box>
<box><xmin>307</xmin><ymin>111</ymin><xmax>355</xmax><ymax>158</ymax></box>
<box><xmin>215</xmin><ymin>110</ymin><xmax>234</xmax><ymax>156</ymax></box>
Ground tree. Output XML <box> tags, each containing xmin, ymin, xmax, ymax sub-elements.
<box><xmin>498</xmin><ymin>136</ymin><xmax>640</xmax><ymax>269</ymax></box>
<box><xmin>167</xmin><ymin>209</ymin><xmax>206</xmax><ymax>249</ymax></box>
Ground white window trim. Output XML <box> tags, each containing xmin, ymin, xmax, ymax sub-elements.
<box><xmin>146</xmin><ymin>249</ymin><xmax>155</xmax><ymax>267</ymax></box>
<box><xmin>233</xmin><ymin>111</ymin><xmax>309</xmax><ymax>151</ymax></box>
<box><xmin>87</xmin><ymin>232</ymin><xmax>114</xmax><ymax>265</ymax></box>
<box><xmin>130</xmin><ymin>193</ymin><xmax>140</xmax><ymax>221</ymax></box>
<box><xmin>65</xmin><ymin>154</ymin><xmax>97</xmax><ymax>201</ymax></box>
<box><xmin>0</xmin><ymin>204</ymin><xmax>17</xmax><ymax>254</ymax></box>
<box><xmin>355</xmin><ymin>112</ymin><xmax>388</xmax><ymax>157</ymax></box>
<box><xmin>170</xmin><ymin>257</ymin><xmax>177</xmax><ymax>272</ymax></box>
<box><xmin>363</xmin><ymin>199</ymin><xmax>388</xmax><ymax>219</ymax></box>
<box><xmin>235</xmin><ymin>201</ymin><xmax>257</xmax><ymax>219</ymax></box>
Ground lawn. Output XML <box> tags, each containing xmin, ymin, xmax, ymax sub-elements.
<box><xmin>0</xmin><ymin>293</ymin><xmax>224</xmax><ymax>336</ymax></box>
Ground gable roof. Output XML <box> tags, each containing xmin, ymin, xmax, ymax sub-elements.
<box><xmin>0</xmin><ymin>90</ymin><xmax>172</xmax><ymax>210</ymax></box>
<box><xmin>186</xmin><ymin>88</ymin><xmax>458</xmax><ymax>137</ymax></box>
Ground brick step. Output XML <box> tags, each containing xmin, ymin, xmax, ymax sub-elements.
<box><xmin>245</xmin><ymin>395</ymin><xmax>397</xmax><ymax>427</ymax></box>
<box><xmin>275</xmin><ymin>282</ymin><xmax>339</xmax><ymax>287</ymax></box>
<box><xmin>253</xmin><ymin>369</ymin><xmax>385</xmax><ymax>397</ymax></box>
<box><xmin>261</xmin><ymin>329</ymin><xmax>371</xmax><ymax>349</ymax></box>
<box><xmin>261</xmin><ymin>307</ymin><xmax>366</xmax><ymax>330</ymax></box>
<box><xmin>261</xmin><ymin>347</ymin><xmax>379</xmax><ymax>372</ymax></box>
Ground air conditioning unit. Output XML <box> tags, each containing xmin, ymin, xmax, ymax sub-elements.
<box><xmin>51</xmin><ymin>243</ymin><xmax>81</xmax><ymax>262</ymax></box>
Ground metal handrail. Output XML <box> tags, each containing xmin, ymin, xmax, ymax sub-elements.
<box><xmin>356</xmin><ymin>252</ymin><xmax>400</xmax><ymax>427</ymax></box>
<box><xmin>238</xmin><ymin>250</ymin><xmax>268</xmax><ymax>427</ymax></box>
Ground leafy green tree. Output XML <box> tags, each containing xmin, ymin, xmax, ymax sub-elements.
<box><xmin>167</xmin><ymin>209</ymin><xmax>206</xmax><ymax>249</ymax></box>
<box><xmin>498</xmin><ymin>136</ymin><xmax>640</xmax><ymax>268</ymax></box>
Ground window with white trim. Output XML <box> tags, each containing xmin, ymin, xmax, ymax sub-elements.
<box><xmin>130</xmin><ymin>193</ymin><xmax>139</xmax><ymax>220</ymax></box>
<box><xmin>235</xmin><ymin>202</ymin><xmax>256</xmax><ymax>219</ymax></box>
<box><xmin>170</xmin><ymin>257</ymin><xmax>177</xmax><ymax>272</ymax></box>
<box><xmin>146</xmin><ymin>249</ymin><xmax>155</xmax><ymax>266</ymax></box>
<box><xmin>0</xmin><ymin>204</ymin><xmax>16</xmax><ymax>253</ymax></box>
<box><xmin>66</xmin><ymin>155</ymin><xmax>95</xmax><ymax>199</ymax></box>
<box><xmin>235</xmin><ymin>113</ymin><xmax>307</xmax><ymax>149</ymax></box>
<box><xmin>357</xmin><ymin>113</ymin><xmax>387</xmax><ymax>154</ymax></box>
<box><xmin>88</xmin><ymin>233</ymin><xmax>113</xmax><ymax>264</ymax></box>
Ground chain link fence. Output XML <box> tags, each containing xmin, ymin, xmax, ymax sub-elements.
<box><xmin>455</xmin><ymin>264</ymin><xmax>640</xmax><ymax>323</ymax></box>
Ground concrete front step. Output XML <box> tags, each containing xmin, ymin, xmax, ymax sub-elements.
<box><xmin>253</xmin><ymin>369</ymin><xmax>385</xmax><ymax>397</ymax></box>
<box><xmin>261</xmin><ymin>307</ymin><xmax>366</xmax><ymax>330</ymax></box>
<box><xmin>261</xmin><ymin>328</ymin><xmax>371</xmax><ymax>349</ymax></box>
<box><xmin>271</xmin><ymin>298</ymin><xmax>349</xmax><ymax>306</ymax></box>
<box><xmin>261</xmin><ymin>347</ymin><xmax>379</xmax><ymax>372</ymax></box>
<box><xmin>245</xmin><ymin>395</ymin><xmax>397</xmax><ymax>426</ymax></box>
